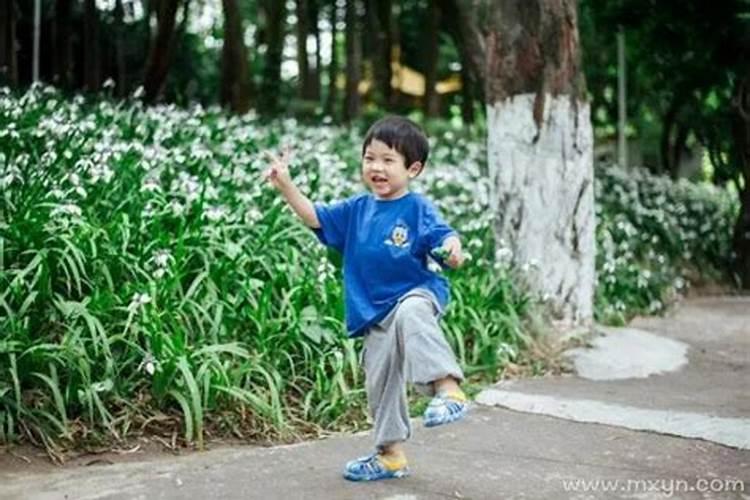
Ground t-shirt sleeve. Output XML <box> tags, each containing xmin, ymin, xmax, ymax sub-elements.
<box><xmin>419</xmin><ymin>198</ymin><xmax>458</xmax><ymax>256</ymax></box>
<box><xmin>312</xmin><ymin>196</ymin><xmax>355</xmax><ymax>253</ymax></box>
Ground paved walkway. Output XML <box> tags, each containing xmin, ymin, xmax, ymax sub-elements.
<box><xmin>1</xmin><ymin>296</ymin><xmax>748</xmax><ymax>500</ymax></box>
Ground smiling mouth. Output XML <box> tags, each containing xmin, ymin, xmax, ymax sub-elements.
<box><xmin>372</xmin><ymin>176</ymin><xmax>388</xmax><ymax>184</ymax></box>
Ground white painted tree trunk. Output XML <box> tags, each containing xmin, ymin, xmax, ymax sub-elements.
<box><xmin>487</xmin><ymin>93</ymin><xmax>595</xmax><ymax>327</ymax></box>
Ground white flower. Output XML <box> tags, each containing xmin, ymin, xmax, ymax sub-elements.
<box><xmin>168</xmin><ymin>200</ymin><xmax>186</xmax><ymax>217</ymax></box>
<box><xmin>244</xmin><ymin>208</ymin><xmax>262</xmax><ymax>224</ymax></box>
<box><xmin>51</xmin><ymin>203</ymin><xmax>82</xmax><ymax>218</ymax></box>
<box><xmin>204</xmin><ymin>205</ymin><xmax>228</xmax><ymax>222</ymax></box>
<box><xmin>141</xmin><ymin>178</ymin><xmax>161</xmax><ymax>193</ymax></box>
<box><xmin>128</xmin><ymin>292</ymin><xmax>152</xmax><ymax>311</ymax></box>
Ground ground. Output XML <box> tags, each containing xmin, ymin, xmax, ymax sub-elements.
<box><xmin>1</xmin><ymin>295</ymin><xmax>748</xmax><ymax>500</ymax></box>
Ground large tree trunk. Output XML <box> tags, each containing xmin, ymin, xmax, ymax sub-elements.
<box><xmin>732</xmin><ymin>71</ymin><xmax>750</xmax><ymax>288</ymax></box>
<box><xmin>344</xmin><ymin>0</ymin><xmax>362</xmax><ymax>122</ymax></box>
<box><xmin>465</xmin><ymin>0</ymin><xmax>595</xmax><ymax>328</ymax></box>
<box><xmin>143</xmin><ymin>0</ymin><xmax>181</xmax><ymax>103</ymax></box>
<box><xmin>259</xmin><ymin>0</ymin><xmax>286</xmax><ymax>114</ymax></box>
<box><xmin>423</xmin><ymin>0</ymin><xmax>441</xmax><ymax>117</ymax></box>
<box><xmin>0</xmin><ymin>0</ymin><xmax>19</xmax><ymax>86</ymax></box>
<box><xmin>83</xmin><ymin>0</ymin><xmax>101</xmax><ymax>91</ymax></box>
<box><xmin>221</xmin><ymin>0</ymin><xmax>252</xmax><ymax>113</ymax></box>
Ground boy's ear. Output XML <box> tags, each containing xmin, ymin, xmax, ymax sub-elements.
<box><xmin>407</xmin><ymin>161</ymin><xmax>424</xmax><ymax>178</ymax></box>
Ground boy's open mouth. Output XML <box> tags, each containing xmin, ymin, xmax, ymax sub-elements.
<box><xmin>372</xmin><ymin>175</ymin><xmax>388</xmax><ymax>184</ymax></box>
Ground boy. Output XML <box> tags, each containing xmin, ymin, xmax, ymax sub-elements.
<box><xmin>265</xmin><ymin>116</ymin><xmax>468</xmax><ymax>481</ymax></box>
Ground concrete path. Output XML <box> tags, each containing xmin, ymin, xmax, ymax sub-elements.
<box><xmin>1</xmin><ymin>296</ymin><xmax>749</xmax><ymax>500</ymax></box>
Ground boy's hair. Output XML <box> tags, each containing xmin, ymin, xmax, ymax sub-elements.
<box><xmin>362</xmin><ymin>116</ymin><xmax>429</xmax><ymax>170</ymax></box>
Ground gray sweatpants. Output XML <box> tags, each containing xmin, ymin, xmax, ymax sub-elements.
<box><xmin>363</xmin><ymin>288</ymin><xmax>464</xmax><ymax>449</ymax></box>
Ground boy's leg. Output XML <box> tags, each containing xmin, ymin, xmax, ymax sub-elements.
<box><xmin>343</xmin><ymin>319</ymin><xmax>410</xmax><ymax>481</ymax></box>
<box><xmin>363</xmin><ymin>319</ymin><xmax>411</xmax><ymax>450</ymax></box>
<box><xmin>346</xmin><ymin>291</ymin><xmax>465</xmax><ymax>480</ymax></box>
<box><xmin>362</xmin><ymin>290</ymin><xmax>464</xmax><ymax>447</ymax></box>
<box><xmin>397</xmin><ymin>294</ymin><xmax>464</xmax><ymax>394</ymax></box>
<box><xmin>394</xmin><ymin>293</ymin><xmax>468</xmax><ymax>427</ymax></box>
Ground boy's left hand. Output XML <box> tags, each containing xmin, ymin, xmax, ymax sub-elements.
<box><xmin>439</xmin><ymin>237</ymin><xmax>465</xmax><ymax>268</ymax></box>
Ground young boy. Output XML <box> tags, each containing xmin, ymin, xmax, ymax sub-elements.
<box><xmin>265</xmin><ymin>116</ymin><xmax>468</xmax><ymax>481</ymax></box>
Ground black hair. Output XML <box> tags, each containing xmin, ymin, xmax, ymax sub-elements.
<box><xmin>362</xmin><ymin>116</ymin><xmax>429</xmax><ymax>169</ymax></box>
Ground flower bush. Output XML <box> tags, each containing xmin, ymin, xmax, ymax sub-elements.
<box><xmin>0</xmin><ymin>86</ymin><xmax>526</xmax><ymax>453</ymax></box>
<box><xmin>594</xmin><ymin>165</ymin><xmax>736</xmax><ymax>323</ymax></box>
<box><xmin>0</xmin><ymin>85</ymin><xmax>736</xmax><ymax>453</ymax></box>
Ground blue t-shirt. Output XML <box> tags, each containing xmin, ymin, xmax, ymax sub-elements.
<box><xmin>313</xmin><ymin>191</ymin><xmax>457</xmax><ymax>338</ymax></box>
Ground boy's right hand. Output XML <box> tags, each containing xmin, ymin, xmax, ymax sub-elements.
<box><xmin>263</xmin><ymin>146</ymin><xmax>294</xmax><ymax>191</ymax></box>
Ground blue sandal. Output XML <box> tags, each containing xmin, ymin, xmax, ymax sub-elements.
<box><xmin>343</xmin><ymin>453</ymin><xmax>409</xmax><ymax>481</ymax></box>
<box><xmin>423</xmin><ymin>391</ymin><xmax>468</xmax><ymax>427</ymax></box>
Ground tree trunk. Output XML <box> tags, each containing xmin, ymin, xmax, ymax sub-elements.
<box><xmin>364</xmin><ymin>0</ymin><xmax>391</xmax><ymax>107</ymax></box>
<box><xmin>344</xmin><ymin>0</ymin><xmax>362</xmax><ymax>122</ymax></box>
<box><xmin>464</xmin><ymin>0</ymin><xmax>595</xmax><ymax>328</ymax></box>
<box><xmin>221</xmin><ymin>0</ymin><xmax>251</xmax><ymax>113</ymax></box>
<box><xmin>309</xmin><ymin>0</ymin><xmax>322</xmax><ymax>100</ymax></box>
<box><xmin>83</xmin><ymin>0</ymin><xmax>101</xmax><ymax>91</ymax></box>
<box><xmin>143</xmin><ymin>0</ymin><xmax>181</xmax><ymax>103</ymax></box>
<box><xmin>732</xmin><ymin>71</ymin><xmax>750</xmax><ymax>288</ymax></box>
<box><xmin>325</xmin><ymin>0</ymin><xmax>338</xmax><ymax>117</ymax></box>
<box><xmin>660</xmin><ymin>99</ymin><xmax>680</xmax><ymax>176</ymax></box>
<box><xmin>423</xmin><ymin>0</ymin><xmax>441</xmax><ymax>117</ymax></box>
<box><xmin>0</xmin><ymin>0</ymin><xmax>19</xmax><ymax>86</ymax></box>
<box><xmin>296</xmin><ymin>0</ymin><xmax>311</xmax><ymax>99</ymax></box>
<box><xmin>671</xmin><ymin>124</ymin><xmax>688</xmax><ymax>179</ymax></box>
<box><xmin>440</xmin><ymin>0</ymin><xmax>474</xmax><ymax>123</ymax></box>
<box><xmin>459</xmin><ymin>58</ymin><xmax>475</xmax><ymax>123</ymax></box>
<box><xmin>53</xmin><ymin>0</ymin><xmax>73</xmax><ymax>89</ymax></box>
<box><xmin>114</xmin><ymin>0</ymin><xmax>127</xmax><ymax>96</ymax></box>
<box><xmin>259</xmin><ymin>0</ymin><xmax>286</xmax><ymax>114</ymax></box>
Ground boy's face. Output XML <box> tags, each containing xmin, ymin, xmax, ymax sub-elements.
<box><xmin>362</xmin><ymin>139</ymin><xmax>422</xmax><ymax>200</ymax></box>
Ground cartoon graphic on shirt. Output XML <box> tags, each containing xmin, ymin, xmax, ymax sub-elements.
<box><xmin>385</xmin><ymin>223</ymin><xmax>410</xmax><ymax>248</ymax></box>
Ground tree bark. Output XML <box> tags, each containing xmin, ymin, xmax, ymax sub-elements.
<box><xmin>424</xmin><ymin>0</ymin><xmax>441</xmax><ymax>117</ymax></box>
<box><xmin>0</xmin><ymin>0</ymin><xmax>19</xmax><ymax>86</ymax></box>
<box><xmin>143</xmin><ymin>0</ymin><xmax>181</xmax><ymax>103</ymax></box>
<box><xmin>83</xmin><ymin>0</ymin><xmax>101</xmax><ymax>91</ymax></box>
<box><xmin>259</xmin><ymin>0</ymin><xmax>286</xmax><ymax>114</ymax></box>
<box><xmin>732</xmin><ymin>70</ymin><xmax>750</xmax><ymax>288</ymax></box>
<box><xmin>344</xmin><ymin>0</ymin><xmax>362</xmax><ymax>122</ymax></box>
<box><xmin>463</xmin><ymin>0</ymin><xmax>595</xmax><ymax>328</ymax></box>
<box><xmin>221</xmin><ymin>0</ymin><xmax>252</xmax><ymax>113</ymax></box>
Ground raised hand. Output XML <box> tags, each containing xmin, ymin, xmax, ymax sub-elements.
<box><xmin>264</xmin><ymin>146</ymin><xmax>294</xmax><ymax>191</ymax></box>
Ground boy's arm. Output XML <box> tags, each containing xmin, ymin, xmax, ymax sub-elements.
<box><xmin>278</xmin><ymin>182</ymin><xmax>320</xmax><ymax>228</ymax></box>
<box><xmin>264</xmin><ymin>148</ymin><xmax>320</xmax><ymax>228</ymax></box>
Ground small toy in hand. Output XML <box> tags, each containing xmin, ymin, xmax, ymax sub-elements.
<box><xmin>431</xmin><ymin>247</ymin><xmax>452</xmax><ymax>261</ymax></box>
